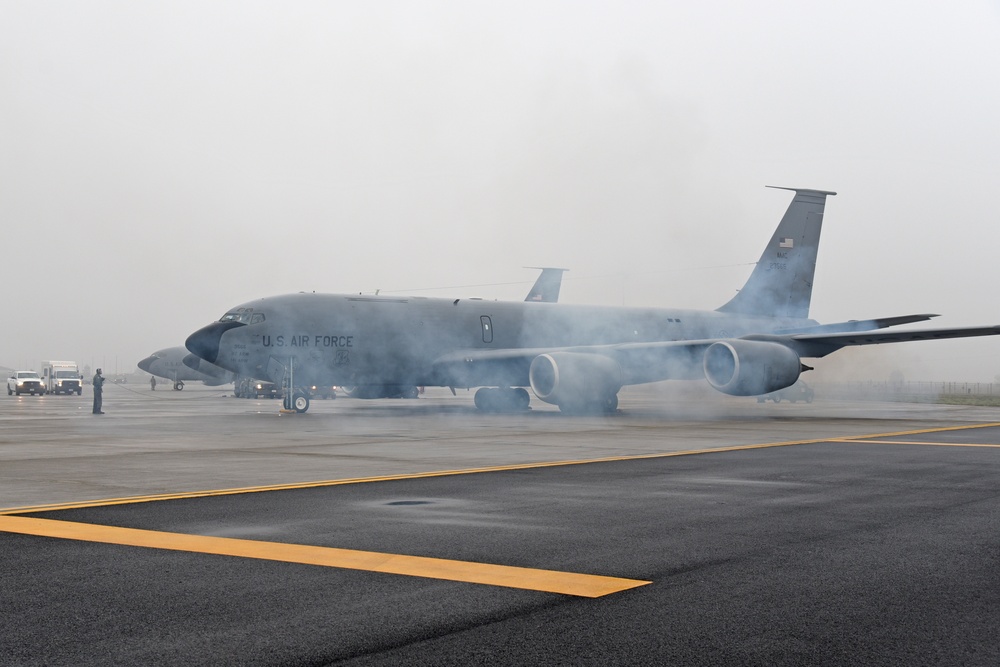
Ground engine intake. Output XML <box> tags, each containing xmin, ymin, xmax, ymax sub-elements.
<box><xmin>529</xmin><ymin>352</ymin><xmax>623</xmax><ymax>412</ymax></box>
<box><xmin>703</xmin><ymin>340</ymin><xmax>801</xmax><ymax>396</ymax></box>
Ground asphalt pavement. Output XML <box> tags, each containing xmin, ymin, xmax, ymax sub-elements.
<box><xmin>2</xmin><ymin>384</ymin><xmax>999</xmax><ymax>665</ymax></box>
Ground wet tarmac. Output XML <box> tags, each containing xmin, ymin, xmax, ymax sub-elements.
<box><xmin>3</xmin><ymin>384</ymin><xmax>999</xmax><ymax>665</ymax></box>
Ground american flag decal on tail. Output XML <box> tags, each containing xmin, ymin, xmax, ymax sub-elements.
<box><xmin>779</xmin><ymin>237</ymin><xmax>794</xmax><ymax>248</ymax></box>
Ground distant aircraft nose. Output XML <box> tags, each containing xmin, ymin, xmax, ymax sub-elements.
<box><xmin>137</xmin><ymin>355</ymin><xmax>155</xmax><ymax>373</ymax></box>
<box><xmin>185</xmin><ymin>321</ymin><xmax>244</xmax><ymax>365</ymax></box>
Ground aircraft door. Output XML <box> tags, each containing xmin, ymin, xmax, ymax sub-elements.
<box><xmin>481</xmin><ymin>316</ymin><xmax>493</xmax><ymax>344</ymax></box>
<box><xmin>266</xmin><ymin>356</ymin><xmax>287</xmax><ymax>384</ymax></box>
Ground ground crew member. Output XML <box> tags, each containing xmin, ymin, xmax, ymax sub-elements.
<box><xmin>92</xmin><ymin>368</ymin><xmax>106</xmax><ymax>414</ymax></box>
<box><xmin>150</xmin><ymin>376</ymin><xmax>156</xmax><ymax>391</ymax></box>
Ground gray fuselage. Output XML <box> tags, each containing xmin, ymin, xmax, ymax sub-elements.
<box><xmin>198</xmin><ymin>293</ymin><xmax>815</xmax><ymax>388</ymax></box>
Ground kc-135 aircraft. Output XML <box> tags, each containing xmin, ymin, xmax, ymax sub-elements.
<box><xmin>186</xmin><ymin>187</ymin><xmax>1000</xmax><ymax>414</ymax></box>
<box><xmin>137</xmin><ymin>347</ymin><xmax>234</xmax><ymax>390</ymax></box>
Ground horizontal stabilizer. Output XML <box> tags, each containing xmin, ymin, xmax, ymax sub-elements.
<box><xmin>765</xmin><ymin>186</ymin><xmax>838</xmax><ymax>196</ymax></box>
<box><xmin>773</xmin><ymin>314</ymin><xmax>939</xmax><ymax>335</ymax></box>
<box><xmin>785</xmin><ymin>325</ymin><xmax>1000</xmax><ymax>358</ymax></box>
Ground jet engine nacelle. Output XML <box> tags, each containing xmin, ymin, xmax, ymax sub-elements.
<box><xmin>703</xmin><ymin>340</ymin><xmax>801</xmax><ymax>396</ymax></box>
<box><xmin>529</xmin><ymin>352</ymin><xmax>623</xmax><ymax>411</ymax></box>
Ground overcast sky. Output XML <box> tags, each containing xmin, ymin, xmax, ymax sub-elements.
<box><xmin>2</xmin><ymin>1</ymin><xmax>998</xmax><ymax>381</ymax></box>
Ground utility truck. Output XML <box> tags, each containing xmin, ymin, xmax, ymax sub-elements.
<box><xmin>41</xmin><ymin>360</ymin><xmax>82</xmax><ymax>395</ymax></box>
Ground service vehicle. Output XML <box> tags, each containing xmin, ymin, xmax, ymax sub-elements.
<box><xmin>41</xmin><ymin>360</ymin><xmax>82</xmax><ymax>395</ymax></box>
<box><xmin>235</xmin><ymin>376</ymin><xmax>281</xmax><ymax>399</ymax></box>
<box><xmin>341</xmin><ymin>385</ymin><xmax>420</xmax><ymax>399</ymax></box>
<box><xmin>8</xmin><ymin>370</ymin><xmax>45</xmax><ymax>396</ymax></box>
<box><xmin>307</xmin><ymin>384</ymin><xmax>338</xmax><ymax>399</ymax></box>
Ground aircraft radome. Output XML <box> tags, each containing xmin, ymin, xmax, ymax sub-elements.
<box><xmin>185</xmin><ymin>187</ymin><xmax>1000</xmax><ymax>414</ymax></box>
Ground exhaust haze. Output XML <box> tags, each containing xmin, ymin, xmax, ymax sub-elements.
<box><xmin>2</xmin><ymin>1</ymin><xmax>998</xmax><ymax>381</ymax></box>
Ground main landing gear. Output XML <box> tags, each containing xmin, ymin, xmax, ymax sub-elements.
<box><xmin>557</xmin><ymin>393</ymin><xmax>618</xmax><ymax>415</ymax></box>
<box><xmin>474</xmin><ymin>387</ymin><xmax>531</xmax><ymax>412</ymax></box>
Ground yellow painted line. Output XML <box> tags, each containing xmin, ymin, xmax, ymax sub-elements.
<box><xmin>5</xmin><ymin>422</ymin><xmax>1000</xmax><ymax>516</ymax></box>
<box><xmin>0</xmin><ymin>438</ymin><xmax>833</xmax><ymax>515</ymax></box>
<box><xmin>830</xmin><ymin>422</ymin><xmax>1000</xmax><ymax>448</ymax></box>
<box><xmin>0</xmin><ymin>515</ymin><xmax>649</xmax><ymax>598</ymax></box>
<box><xmin>834</xmin><ymin>439</ymin><xmax>1000</xmax><ymax>448</ymax></box>
<box><xmin>837</xmin><ymin>422</ymin><xmax>1000</xmax><ymax>439</ymax></box>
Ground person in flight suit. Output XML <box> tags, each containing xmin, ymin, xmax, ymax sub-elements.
<box><xmin>150</xmin><ymin>375</ymin><xmax>156</xmax><ymax>391</ymax></box>
<box><xmin>92</xmin><ymin>368</ymin><xmax>106</xmax><ymax>414</ymax></box>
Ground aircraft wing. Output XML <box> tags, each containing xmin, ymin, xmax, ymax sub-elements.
<box><xmin>432</xmin><ymin>340</ymin><xmax>719</xmax><ymax>387</ymax></box>
<box><xmin>432</xmin><ymin>346</ymin><xmax>572</xmax><ymax>387</ymax></box>
<box><xmin>607</xmin><ymin>324</ymin><xmax>1000</xmax><ymax>370</ymax></box>
<box><xmin>778</xmin><ymin>325</ymin><xmax>1000</xmax><ymax>358</ymax></box>
<box><xmin>432</xmin><ymin>324</ymin><xmax>1000</xmax><ymax>388</ymax></box>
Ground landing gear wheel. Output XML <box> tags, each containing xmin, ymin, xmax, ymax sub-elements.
<box><xmin>474</xmin><ymin>387</ymin><xmax>531</xmax><ymax>412</ymax></box>
<box><xmin>474</xmin><ymin>388</ymin><xmax>490</xmax><ymax>410</ymax></box>
<box><xmin>293</xmin><ymin>391</ymin><xmax>310</xmax><ymax>413</ymax></box>
<box><xmin>173</xmin><ymin>380</ymin><xmax>184</xmax><ymax>391</ymax></box>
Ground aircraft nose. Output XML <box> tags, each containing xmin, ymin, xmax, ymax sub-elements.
<box><xmin>182</xmin><ymin>353</ymin><xmax>203</xmax><ymax>372</ymax></box>
<box><xmin>185</xmin><ymin>321</ymin><xmax>244</xmax><ymax>365</ymax></box>
<box><xmin>137</xmin><ymin>355</ymin><xmax>155</xmax><ymax>373</ymax></box>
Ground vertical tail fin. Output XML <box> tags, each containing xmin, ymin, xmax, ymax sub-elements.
<box><xmin>524</xmin><ymin>267</ymin><xmax>568</xmax><ymax>303</ymax></box>
<box><xmin>716</xmin><ymin>187</ymin><xmax>836</xmax><ymax>320</ymax></box>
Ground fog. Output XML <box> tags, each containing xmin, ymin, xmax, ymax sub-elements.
<box><xmin>3</xmin><ymin>1</ymin><xmax>998</xmax><ymax>382</ymax></box>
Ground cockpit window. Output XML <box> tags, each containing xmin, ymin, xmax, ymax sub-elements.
<box><xmin>250</xmin><ymin>313</ymin><xmax>265</xmax><ymax>324</ymax></box>
<box><xmin>219</xmin><ymin>310</ymin><xmax>255</xmax><ymax>324</ymax></box>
